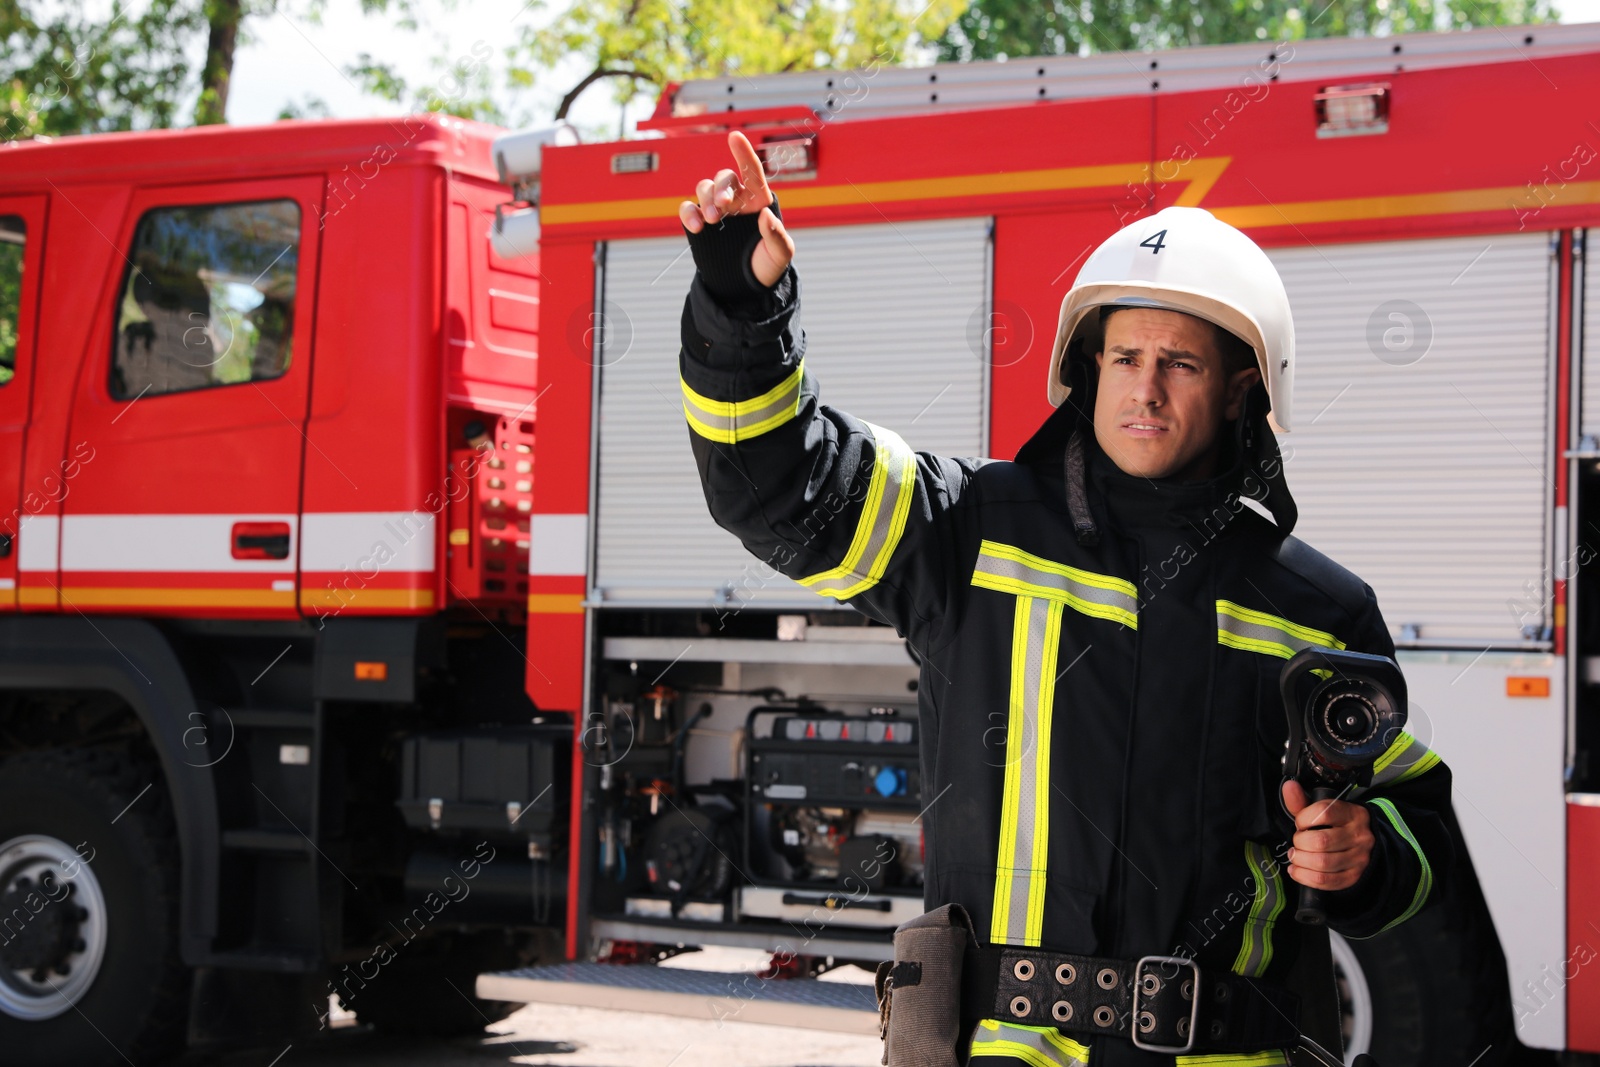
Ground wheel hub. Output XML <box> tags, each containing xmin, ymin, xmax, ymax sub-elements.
<box><xmin>0</xmin><ymin>835</ymin><xmax>108</xmax><ymax>1021</ymax></box>
<box><xmin>0</xmin><ymin>872</ymin><xmax>84</xmax><ymax>978</ymax></box>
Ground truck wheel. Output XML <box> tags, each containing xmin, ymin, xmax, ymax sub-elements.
<box><xmin>1333</xmin><ymin>895</ymin><xmax>1527</xmax><ymax>1067</ymax></box>
<box><xmin>344</xmin><ymin>930</ymin><xmax>527</xmax><ymax>1037</ymax></box>
<box><xmin>1328</xmin><ymin>932</ymin><xmax>1373</xmax><ymax>1060</ymax></box>
<box><xmin>0</xmin><ymin>747</ymin><xmax>189</xmax><ymax>1064</ymax></box>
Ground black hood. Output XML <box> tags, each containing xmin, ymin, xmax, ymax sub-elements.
<box><xmin>1013</xmin><ymin>339</ymin><xmax>1297</xmax><ymax>541</ymax></box>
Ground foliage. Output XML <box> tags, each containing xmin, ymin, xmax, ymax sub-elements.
<box><xmin>1</xmin><ymin>0</ymin><xmax>208</xmax><ymax>140</ymax></box>
<box><xmin>513</xmin><ymin>0</ymin><xmax>967</xmax><ymax>121</ymax></box>
<box><xmin>344</xmin><ymin>38</ymin><xmax>505</xmax><ymax>123</ymax></box>
<box><xmin>936</xmin><ymin>0</ymin><xmax>1561</xmax><ymax>60</ymax></box>
<box><xmin>0</xmin><ymin>0</ymin><xmax>419</xmax><ymax>139</ymax></box>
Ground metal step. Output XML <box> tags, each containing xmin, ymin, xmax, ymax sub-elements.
<box><xmin>221</xmin><ymin>828</ymin><xmax>314</xmax><ymax>854</ymax></box>
<box><xmin>476</xmin><ymin>962</ymin><xmax>877</xmax><ymax>1034</ymax></box>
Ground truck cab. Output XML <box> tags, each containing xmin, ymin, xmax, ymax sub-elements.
<box><xmin>0</xmin><ymin>114</ymin><xmax>571</xmax><ymax>1061</ymax></box>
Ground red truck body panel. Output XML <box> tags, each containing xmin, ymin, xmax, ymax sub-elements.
<box><xmin>0</xmin><ymin>115</ymin><xmax>538</xmax><ymax>618</ymax></box>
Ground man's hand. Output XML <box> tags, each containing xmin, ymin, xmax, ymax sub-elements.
<box><xmin>678</xmin><ymin>131</ymin><xmax>795</xmax><ymax>287</ymax></box>
<box><xmin>1280</xmin><ymin>780</ymin><xmax>1375</xmax><ymax>892</ymax></box>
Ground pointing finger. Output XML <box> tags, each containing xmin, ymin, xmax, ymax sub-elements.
<box><xmin>728</xmin><ymin>130</ymin><xmax>772</xmax><ymax>212</ymax></box>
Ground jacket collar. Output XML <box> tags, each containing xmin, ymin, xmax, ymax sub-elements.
<box><xmin>1012</xmin><ymin>384</ymin><xmax>1298</xmax><ymax>543</ymax></box>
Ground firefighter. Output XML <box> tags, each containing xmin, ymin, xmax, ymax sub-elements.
<box><xmin>677</xmin><ymin>132</ymin><xmax>1453</xmax><ymax>1066</ymax></box>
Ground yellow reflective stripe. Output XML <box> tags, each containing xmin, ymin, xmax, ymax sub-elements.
<box><xmin>971</xmin><ymin>1020</ymin><xmax>1090</xmax><ymax>1066</ymax></box>
<box><xmin>1369</xmin><ymin>797</ymin><xmax>1434</xmax><ymax>932</ymax></box>
<box><xmin>1215</xmin><ymin>600</ymin><xmax>1345</xmax><ymax>659</ymax></box>
<box><xmin>1231</xmin><ymin>841</ymin><xmax>1285</xmax><ymax>977</ymax></box>
<box><xmin>1370</xmin><ymin>731</ymin><xmax>1415</xmax><ymax>776</ymax></box>
<box><xmin>972</xmin><ymin>540</ymin><xmax>1138</xmax><ymax>629</ymax></box>
<box><xmin>1176</xmin><ymin>1052</ymin><xmax>1290</xmax><ymax>1067</ymax></box>
<box><xmin>796</xmin><ymin>422</ymin><xmax>916</xmax><ymax>600</ymax></box>
<box><xmin>681</xmin><ymin>361</ymin><xmax>803</xmax><ymax>443</ymax></box>
<box><xmin>990</xmin><ymin>595</ymin><xmax>1063</xmax><ymax>947</ymax></box>
<box><xmin>1352</xmin><ymin>730</ymin><xmax>1442</xmax><ymax>799</ymax></box>
<box><xmin>1397</xmin><ymin>747</ymin><xmax>1442</xmax><ymax>783</ymax></box>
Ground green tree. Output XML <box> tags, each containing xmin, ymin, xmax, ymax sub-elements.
<box><xmin>344</xmin><ymin>38</ymin><xmax>505</xmax><ymax>123</ymax></box>
<box><xmin>937</xmin><ymin>0</ymin><xmax>1559</xmax><ymax>60</ymax></box>
<box><xmin>1</xmin><ymin>0</ymin><xmax>415</xmax><ymax>140</ymax></box>
<box><xmin>513</xmin><ymin>0</ymin><xmax>967</xmax><ymax>123</ymax></box>
<box><xmin>2</xmin><ymin>0</ymin><xmax>208</xmax><ymax>140</ymax></box>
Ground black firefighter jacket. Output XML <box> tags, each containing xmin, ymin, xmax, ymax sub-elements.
<box><xmin>678</xmin><ymin>209</ymin><xmax>1454</xmax><ymax>1067</ymax></box>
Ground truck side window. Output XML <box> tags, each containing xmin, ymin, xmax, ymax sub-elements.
<box><xmin>0</xmin><ymin>215</ymin><xmax>23</xmax><ymax>387</ymax></box>
<box><xmin>110</xmin><ymin>200</ymin><xmax>300</xmax><ymax>400</ymax></box>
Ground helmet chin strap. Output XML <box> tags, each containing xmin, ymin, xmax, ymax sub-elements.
<box><xmin>1233</xmin><ymin>383</ymin><xmax>1298</xmax><ymax>535</ymax></box>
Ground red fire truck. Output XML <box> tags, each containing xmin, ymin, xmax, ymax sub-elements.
<box><xmin>4</xmin><ymin>19</ymin><xmax>1600</xmax><ymax>1066</ymax></box>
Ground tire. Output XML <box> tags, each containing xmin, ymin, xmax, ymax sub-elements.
<box><xmin>342</xmin><ymin>930</ymin><xmax>531</xmax><ymax>1037</ymax></box>
<box><xmin>1332</xmin><ymin>829</ymin><xmax>1553</xmax><ymax>1067</ymax></box>
<box><xmin>0</xmin><ymin>747</ymin><xmax>189</xmax><ymax>1064</ymax></box>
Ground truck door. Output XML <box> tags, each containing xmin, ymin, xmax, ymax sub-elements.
<box><xmin>60</xmin><ymin>178</ymin><xmax>322</xmax><ymax>618</ymax></box>
<box><xmin>0</xmin><ymin>196</ymin><xmax>45</xmax><ymax>611</ymax></box>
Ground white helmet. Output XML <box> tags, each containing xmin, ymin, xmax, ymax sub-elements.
<box><xmin>1046</xmin><ymin>206</ymin><xmax>1296</xmax><ymax>431</ymax></box>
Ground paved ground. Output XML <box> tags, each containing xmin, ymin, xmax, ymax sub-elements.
<box><xmin>180</xmin><ymin>949</ymin><xmax>885</xmax><ymax>1067</ymax></box>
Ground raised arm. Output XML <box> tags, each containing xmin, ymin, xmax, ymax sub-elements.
<box><xmin>677</xmin><ymin>133</ymin><xmax>979</xmax><ymax>651</ymax></box>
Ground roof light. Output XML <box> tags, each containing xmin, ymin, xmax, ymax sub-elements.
<box><xmin>1314</xmin><ymin>83</ymin><xmax>1390</xmax><ymax>138</ymax></box>
<box><xmin>757</xmin><ymin>137</ymin><xmax>815</xmax><ymax>181</ymax></box>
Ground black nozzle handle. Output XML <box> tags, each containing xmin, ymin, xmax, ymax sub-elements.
<box><xmin>1294</xmin><ymin>785</ymin><xmax>1340</xmax><ymax>925</ymax></box>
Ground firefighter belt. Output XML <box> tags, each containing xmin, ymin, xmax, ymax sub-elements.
<box><xmin>876</xmin><ymin>905</ymin><xmax>1300</xmax><ymax>1066</ymax></box>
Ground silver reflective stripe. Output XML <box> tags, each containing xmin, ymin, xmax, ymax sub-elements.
<box><xmin>681</xmin><ymin>361</ymin><xmax>804</xmax><ymax>444</ymax></box>
<box><xmin>797</xmin><ymin>422</ymin><xmax>916</xmax><ymax>600</ymax></box>
<box><xmin>970</xmin><ymin>1020</ymin><xmax>1090</xmax><ymax>1065</ymax></box>
<box><xmin>1215</xmin><ymin>600</ymin><xmax>1344</xmax><ymax>659</ymax></box>
<box><xmin>1350</xmin><ymin>730</ymin><xmax>1442</xmax><ymax>799</ymax></box>
<box><xmin>971</xmin><ymin>540</ymin><xmax>1138</xmax><ymax>629</ymax></box>
<box><xmin>990</xmin><ymin>595</ymin><xmax>1063</xmax><ymax>947</ymax></box>
<box><xmin>1232</xmin><ymin>841</ymin><xmax>1285</xmax><ymax>978</ymax></box>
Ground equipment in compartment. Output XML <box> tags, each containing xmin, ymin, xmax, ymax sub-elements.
<box><xmin>749</xmin><ymin>709</ymin><xmax>920</xmax><ymax>807</ymax></box>
<box><xmin>767</xmin><ymin>808</ymin><xmax>924</xmax><ymax>889</ymax></box>
<box><xmin>641</xmin><ymin>802</ymin><xmax>737</xmax><ymax>902</ymax></box>
<box><xmin>590</xmin><ymin>679</ymin><xmax>743</xmax><ymax>919</ymax></box>
<box><xmin>742</xmin><ymin>706</ymin><xmax>924</xmax><ymax>928</ymax></box>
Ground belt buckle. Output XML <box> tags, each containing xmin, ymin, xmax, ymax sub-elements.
<box><xmin>1131</xmin><ymin>955</ymin><xmax>1200</xmax><ymax>1055</ymax></box>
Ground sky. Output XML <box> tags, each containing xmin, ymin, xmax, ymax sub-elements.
<box><xmin>227</xmin><ymin>0</ymin><xmax>647</xmax><ymax>137</ymax></box>
<box><xmin>225</xmin><ymin>0</ymin><xmax>1600</xmax><ymax>137</ymax></box>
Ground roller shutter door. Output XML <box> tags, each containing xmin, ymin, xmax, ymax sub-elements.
<box><xmin>594</xmin><ymin>216</ymin><xmax>991</xmax><ymax>607</ymax></box>
<box><xmin>1268</xmin><ymin>232</ymin><xmax>1553</xmax><ymax>648</ymax></box>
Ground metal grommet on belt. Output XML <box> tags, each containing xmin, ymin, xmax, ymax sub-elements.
<box><xmin>1139</xmin><ymin>972</ymin><xmax>1160</xmax><ymax>996</ymax></box>
<box><xmin>1010</xmin><ymin>996</ymin><xmax>1031</xmax><ymax>1018</ymax></box>
<box><xmin>1214</xmin><ymin>982</ymin><xmax>1230</xmax><ymax>1002</ymax></box>
<box><xmin>1180</xmin><ymin>978</ymin><xmax>1195</xmax><ymax>1000</ymax></box>
<box><xmin>1137</xmin><ymin>1011</ymin><xmax>1156</xmax><ymax>1034</ymax></box>
<box><xmin>1210</xmin><ymin>1019</ymin><xmax>1226</xmax><ymax>1039</ymax></box>
<box><xmin>1093</xmin><ymin>1005</ymin><xmax>1115</xmax><ymax>1027</ymax></box>
<box><xmin>1013</xmin><ymin>958</ymin><xmax>1035</xmax><ymax>982</ymax></box>
<box><xmin>1096</xmin><ymin>967</ymin><xmax>1118</xmax><ymax>990</ymax></box>
<box><xmin>1176</xmin><ymin>1018</ymin><xmax>1191</xmax><ymax>1038</ymax></box>
<box><xmin>1052</xmin><ymin>1000</ymin><xmax>1074</xmax><ymax>1023</ymax></box>
<box><xmin>1055</xmin><ymin>962</ymin><xmax>1077</xmax><ymax>986</ymax></box>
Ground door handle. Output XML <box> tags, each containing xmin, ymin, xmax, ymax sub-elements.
<box><xmin>232</xmin><ymin>521</ymin><xmax>291</xmax><ymax>561</ymax></box>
